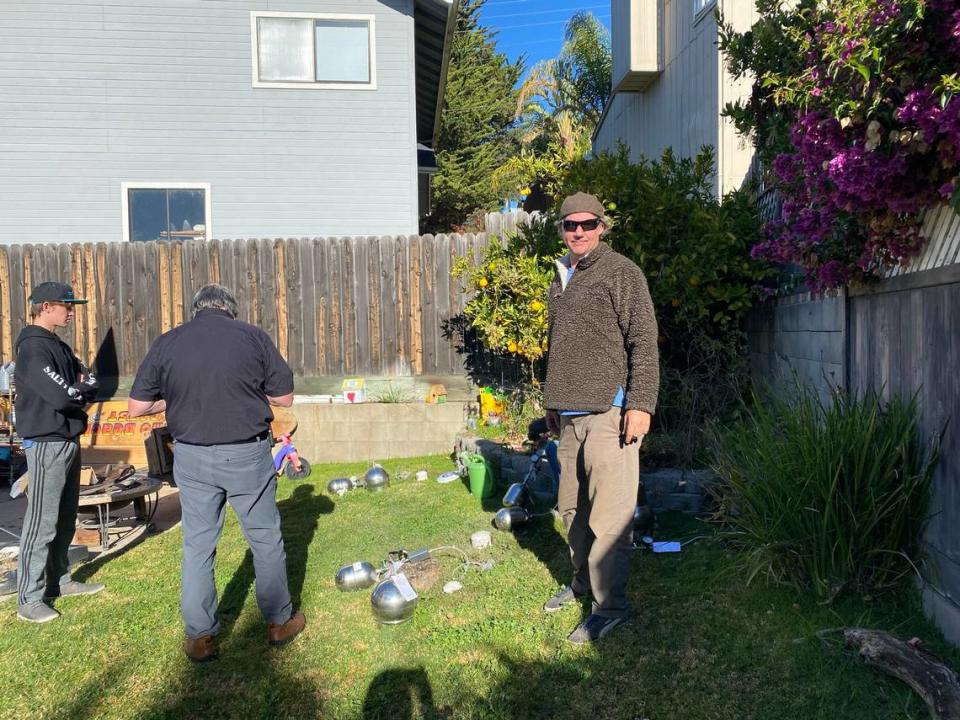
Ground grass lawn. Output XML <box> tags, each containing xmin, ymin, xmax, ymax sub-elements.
<box><xmin>1</xmin><ymin>454</ymin><xmax>956</xmax><ymax>720</ymax></box>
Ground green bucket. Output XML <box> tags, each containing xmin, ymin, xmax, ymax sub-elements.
<box><xmin>463</xmin><ymin>453</ymin><xmax>495</xmax><ymax>499</ymax></box>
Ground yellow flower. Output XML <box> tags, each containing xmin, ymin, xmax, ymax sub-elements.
<box><xmin>478</xmin><ymin>277</ymin><xmax>488</xmax><ymax>288</ymax></box>
<box><xmin>606</xmin><ymin>201</ymin><xmax>617</xmax><ymax>211</ymax></box>
<box><xmin>507</xmin><ymin>340</ymin><xmax>518</xmax><ymax>353</ymax></box>
<box><xmin>488</xmin><ymin>262</ymin><xmax>496</xmax><ymax>271</ymax></box>
<box><xmin>530</xmin><ymin>300</ymin><xmax>544</xmax><ymax>312</ymax></box>
<box><xmin>520</xmin><ymin>187</ymin><xmax>532</xmax><ymax>196</ymax></box>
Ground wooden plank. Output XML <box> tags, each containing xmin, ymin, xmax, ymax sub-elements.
<box><xmin>420</xmin><ymin>234</ymin><xmax>437</xmax><ymax>374</ymax></box>
<box><xmin>246</xmin><ymin>239</ymin><xmax>260</xmax><ymax>327</ymax></box>
<box><xmin>258</xmin><ymin>239</ymin><xmax>278</xmax><ymax>345</ymax></box>
<box><xmin>277</xmin><ymin>238</ymin><xmax>303</xmax><ymax>376</ymax></box>
<box><xmin>208</xmin><ymin>239</ymin><xmax>221</xmax><ymax>285</ymax></box>
<box><xmin>171</xmin><ymin>242</ymin><xmax>185</xmax><ymax>327</ymax></box>
<box><xmin>353</xmin><ymin>237</ymin><xmax>371</xmax><ymax>375</ymax></box>
<box><xmin>297</xmin><ymin>238</ymin><xmax>318</xmax><ymax>376</ymax></box>
<box><xmin>394</xmin><ymin>236</ymin><xmax>408</xmax><ymax>375</ymax></box>
<box><xmin>83</xmin><ymin>243</ymin><xmax>98</xmax><ymax>363</ymax></box>
<box><xmin>123</xmin><ymin>243</ymin><xmax>140</xmax><ymax>374</ymax></box>
<box><xmin>229</xmin><ymin>239</ymin><xmax>249</xmax><ymax>323</ymax></box>
<box><xmin>140</xmin><ymin>241</ymin><xmax>160</xmax><ymax>362</ymax></box>
<box><xmin>0</xmin><ymin>247</ymin><xmax>11</xmax><ymax>362</ymax></box>
<box><xmin>341</xmin><ymin>237</ymin><xmax>356</xmax><ymax>373</ymax></box>
<box><xmin>104</xmin><ymin>242</ymin><xmax>125</xmax><ymax>375</ymax></box>
<box><xmin>158</xmin><ymin>241</ymin><xmax>171</xmax><ymax>334</ymax></box>
<box><xmin>21</xmin><ymin>244</ymin><xmax>33</xmax><ymax>312</ymax></box>
<box><xmin>326</xmin><ymin>238</ymin><xmax>344</xmax><ymax>374</ymax></box>
<box><xmin>124</xmin><ymin>242</ymin><xmax>149</xmax><ymax>374</ymax></box>
<box><xmin>367</xmin><ymin>237</ymin><xmax>383</xmax><ymax>372</ymax></box>
<box><xmin>409</xmin><ymin>233</ymin><xmax>423</xmax><ymax>375</ymax></box>
<box><xmin>218</xmin><ymin>239</ymin><xmax>235</xmax><ymax>306</ymax></box>
<box><xmin>275</xmin><ymin>239</ymin><xmax>289</xmax><ymax>362</ymax></box>
<box><xmin>7</xmin><ymin>246</ymin><xmax>26</xmax><ymax>348</ymax></box>
<box><xmin>69</xmin><ymin>244</ymin><xmax>86</xmax><ymax>359</ymax></box>
<box><xmin>379</xmin><ymin>235</ymin><xmax>398</xmax><ymax>373</ymax></box>
<box><xmin>313</xmin><ymin>238</ymin><xmax>329</xmax><ymax>374</ymax></box>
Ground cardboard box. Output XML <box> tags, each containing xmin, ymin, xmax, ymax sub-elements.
<box><xmin>79</xmin><ymin>466</ymin><xmax>98</xmax><ymax>486</ymax></box>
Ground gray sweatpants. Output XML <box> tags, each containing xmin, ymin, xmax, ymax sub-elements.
<box><xmin>17</xmin><ymin>439</ymin><xmax>81</xmax><ymax>605</ymax></box>
<box><xmin>174</xmin><ymin>436</ymin><xmax>293</xmax><ymax>639</ymax></box>
<box><xmin>557</xmin><ymin>406</ymin><xmax>640</xmax><ymax>618</ymax></box>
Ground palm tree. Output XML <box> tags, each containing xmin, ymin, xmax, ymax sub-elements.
<box><xmin>493</xmin><ymin>12</ymin><xmax>611</xmax><ymax>206</ymax></box>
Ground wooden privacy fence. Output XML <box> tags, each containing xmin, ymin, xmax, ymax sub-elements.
<box><xmin>0</xmin><ymin>234</ymin><xmax>490</xmax><ymax>377</ymax></box>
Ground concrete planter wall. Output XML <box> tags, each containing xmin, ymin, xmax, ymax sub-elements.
<box><xmin>292</xmin><ymin>400</ymin><xmax>467</xmax><ymax>463</ymax></box>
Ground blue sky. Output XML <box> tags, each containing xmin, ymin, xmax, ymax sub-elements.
<box><xmin>477</xmin><ymin>0</ymin><xmax>612</xmax><ymax>73</ymax></box>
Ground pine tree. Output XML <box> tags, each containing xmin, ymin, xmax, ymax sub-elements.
<box><xmin>424</xmin><ymin>0</ymin><xmax>523</xmax><ymax>233</ymax></box>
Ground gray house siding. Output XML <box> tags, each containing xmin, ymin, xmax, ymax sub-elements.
<box><xmin>594</xmin><ymin>0</ymin><xmax>757</xmax><ymax>196</ymax></box>
<box><xmin>0</xmin><ymin>0</ymin><xmax>421</xmax><ymax>243</ymax></box>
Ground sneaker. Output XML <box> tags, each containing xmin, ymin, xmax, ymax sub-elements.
<box><xmin>567</xmin><ymin>613</ymin><xmax>630</xmax><ymax>645</ymax></box>
<box><xmin>543</xmin><ymin>585</ymin><xmax>585</xmax><ymax>613</ymax></box>
<box><xmin>17</xmin><ymin>600</ymin><xmax>61</xmax><ymax>624</ymax></box>
<box><xmin>183</xmin><ymin>635</ymin><xmax>219</xmax><ymax>663</ymax></box>
<box><xmin>267</xmin><ymin>611</ymin><xmax>306</xmax><ymax>647</ymax></box>
<box><xmin>43</xmin><ymin>581</ymin><xmax>105</xmax><ymax>601</ymax></box>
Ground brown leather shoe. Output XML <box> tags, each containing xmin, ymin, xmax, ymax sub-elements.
<box><xmin>267</xmin><ymin>611</ymin><xmax>306</xmax><ymax>646</ymax></box>
<box><xmin>183</xmin><ymin>634</ymin><xmax>219</xmax><ymax>663</ymax></box>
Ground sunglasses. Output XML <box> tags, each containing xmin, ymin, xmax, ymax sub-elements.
<box><xmin>561</xmin><ymin>218</ymin><xmax>602</xmax><ymax>232</ymax></box>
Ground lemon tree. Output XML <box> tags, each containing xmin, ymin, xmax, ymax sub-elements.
<box><xmin>452</xmin><ymin>235</ymin><xmax>557</xmax><ymax>379</ymax></box>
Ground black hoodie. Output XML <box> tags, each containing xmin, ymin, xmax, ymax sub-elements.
<box><xmin>14</xmin><ymin>325</ymin><xmax>99</xmax><ymax>441</ymax></box>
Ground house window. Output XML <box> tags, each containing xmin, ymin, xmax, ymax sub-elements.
<box><xmin>694</xmin><ymin>0</ymin><xmax>718</xmax><ymax>22</ymax></box>
<box><xmin>121</xmin><ymin>183</ymin><xmax>211</xmax><ymax>242</ymax></box>
<box><xmin>251</xmin><ymin>12</ymin><xmax>376</xmax><ymax>89</ymax></box>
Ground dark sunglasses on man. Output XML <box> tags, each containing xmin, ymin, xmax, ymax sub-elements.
<box><xmin>562</xmin><ymin>218</ymin><xmax>602</xmax><ymax>232</ymax></box>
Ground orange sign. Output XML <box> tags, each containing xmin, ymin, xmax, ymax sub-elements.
<box><xmin>80</xmin><ymin>400</ymin><xmax>166</xmax><ymax>449</ymax></box>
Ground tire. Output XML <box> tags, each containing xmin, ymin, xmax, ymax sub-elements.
<box><xmin>284</xmin><ymin>458</ymin><xmax>312</xmax><ymax>480</ymax></box>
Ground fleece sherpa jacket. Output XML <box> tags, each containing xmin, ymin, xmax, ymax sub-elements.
<box><xmin>543</xmin><ymin>242</ymin><xmax>660</xmax><ymax>414</ymax></box>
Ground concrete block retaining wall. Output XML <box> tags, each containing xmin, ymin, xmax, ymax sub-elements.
<box><xmin>292</xmin><ymin>400</ymin><xmax>468</xmax><ymax>463</ymax></box>
<box><xmin>456</xmin><ymin>434</ymin><xmax>718</xmax><ymax>515</ymax></box>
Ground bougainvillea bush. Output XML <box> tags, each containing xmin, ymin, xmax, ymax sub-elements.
<box><xmin>720</xmin><ymin>0</ymin><xmax>960</xmax><ymax>291</ymax></box>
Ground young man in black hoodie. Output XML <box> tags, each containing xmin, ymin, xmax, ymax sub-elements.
<box><xmin>15</xmin><ymin>282</ymin><xmax>103</xmax><ymax>624</ymax></box>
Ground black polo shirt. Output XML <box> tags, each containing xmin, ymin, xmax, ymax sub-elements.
<box><xmin>130</xmin><ymin>309</ymin><xmax>294</xmax><ymax>445</ymax></box>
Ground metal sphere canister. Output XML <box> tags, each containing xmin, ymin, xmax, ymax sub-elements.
<box><xmin>335</xmin><ymin>561</ymin><xmax>378</xmax><ymax>591</ymax></box>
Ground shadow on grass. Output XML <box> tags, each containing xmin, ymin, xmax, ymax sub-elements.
<box><xmin>363</xmin><ymin>667</ymin><xmax>444</xmax><ymax>720</ymax></box>
<box><xmin>219</xmin><ymin>484</ymin><xmax>333</xmax><ymax>632</ymax></box>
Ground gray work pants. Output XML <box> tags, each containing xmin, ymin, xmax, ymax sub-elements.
<box><xmin>17</xmin><ymin>439</ymin><xmax>81</xmax><ymax>605</ymax></box>
<box><xmin>174</xmin><ymin>437</ymin><xmax>293</xmax><ymax>639</ymax></box>
<box><xmin>557</xmin><ymin>407</ymin><xmax>640</xmax><ymax>618</ymax></box>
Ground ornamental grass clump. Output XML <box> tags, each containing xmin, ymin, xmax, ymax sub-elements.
<box><xmin>711</xmin><ymin>383</ymin><xmax>941</xmax><ymax>601</ymax></box>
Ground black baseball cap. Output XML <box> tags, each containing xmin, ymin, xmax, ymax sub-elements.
<box><xmin>29</xmin><ymin>281</ymin><xmax>88</xmax><ymax>305</ymax></box>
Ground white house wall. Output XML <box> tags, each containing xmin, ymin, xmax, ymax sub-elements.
<box><xmin>596</xmin><ymin>0</ymin><xmax>757</xmax><ymax>196</ymax></box>
<box><xmin>0</xmin><ymin>0</ymin><xmax>420</xmax><ymax>243</ymax></box>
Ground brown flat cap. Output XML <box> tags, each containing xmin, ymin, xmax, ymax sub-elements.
<box><xmin>559</xmin><ymin>192</ymin><xmax>605</xmax><ymax>219</ymax></box>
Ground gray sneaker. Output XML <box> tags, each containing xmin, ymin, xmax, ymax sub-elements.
<box><xmin>543</xmin><ymin>585</ymin><xmax>585</xmax><ymax>613</ymax></box>
<box><xmin>567</xmin><ymin>613</ymin><xmax>630</xmax><ymax>645</ymax></box>
<box><xmin>44</xmin><ymin>581</ymin><xmax>105</xmax><ymax>601</ymax></box>
<box><xmin>17</xmin><ymin>600</ymin><xmax>61</xmax><ymax>624</ymax></box>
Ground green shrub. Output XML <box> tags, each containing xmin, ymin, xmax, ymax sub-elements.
<box><xmin>710</xmin><ymin>382</ymin><xmax>940</xmax><ymax>601</ymax></box>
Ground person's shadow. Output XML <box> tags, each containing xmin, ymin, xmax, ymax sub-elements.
<box><xmin>362</xmin><ymin>667</ymin><xmax>445</xmax><ymax>720</ymax></box>
<box><xmin>218</xmin><ymin>483</ymin><xmax>333</xmax><ymax>632</ymax></box>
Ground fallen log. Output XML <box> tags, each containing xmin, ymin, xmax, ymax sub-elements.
<box><xmin>843</xmin><ymin>628</ymin><xmax>960</xmax><ymax>720</ymax></box>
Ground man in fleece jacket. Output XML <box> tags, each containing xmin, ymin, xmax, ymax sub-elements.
<box><xmin>542</xmin><ymin>192</ymin><xmax>660</xmax><ymax>644</ymax></box>
<box><xmin>14</xmin><ymin>282</ymin><xmax>103</xmax><ymax>624</ymax></box>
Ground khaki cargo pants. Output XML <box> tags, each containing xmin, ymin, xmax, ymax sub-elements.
<box><xmin>557</xmin><ymin>406</ymin><xmax>640</xmax><ymax>618</ymax></box>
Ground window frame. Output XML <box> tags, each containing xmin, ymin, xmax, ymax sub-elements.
<box><xmin>121</xmin><ymin>182</ymin><xmax>213</xmax><ymax>243</ymax></box>
<box><xmin>250</xmin><ymin>11</ymin><xmax>378</xmax><ymax>90</ymax></box>
<box><xmin>694</xmin><ymin>0</ymin><xmax>718</xmax><ymax>25</ymax></box>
